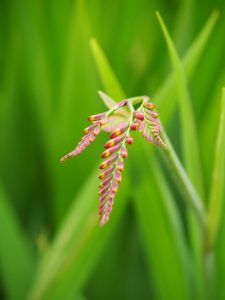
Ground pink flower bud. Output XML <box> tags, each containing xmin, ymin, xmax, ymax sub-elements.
<box><xmin>111</xmin><ymin>181</ymin><xmax>118</xmax><ymax>193</ymax></box>
<box><xmin>121</xmin><ymin>147</ymin><xmax>128</xmax><ymax>158</ymax></box>
<box><xmin>99</xmin><ymin>165</ymin><xmax>114</xmax><ymax>179</ymax></box>
<box><xmin>110</xmin><ymin>123</ymin><xmax>129</xmax><ymax>139</ymax></box>
<box><xmin>101</xmin><ymin>143</ymin><xmax>121</xmax><ymax>158</ymax></box>
<box><xmin>99</xmin><ymin>154</ymin><xmax>118</xmax><ymax>169</ymax></box>
<box><xmin>88</xmin><ymin>112</ymin><xmax>105</xmax><ymax>121</ymax></box>
<box><xmin>99</xmin><ymin>175</ymin><xmax>113</xmax><ymax>188</ymax></box>
<box><xmin>133</xmin><ymin>111</ymin><xmax>144</xmax><ymax>121</ymax></box>
<box><xmin>115</xmin><ymin>170</ymin><xmax>122</xmax><ymax>183</ymax></box>
<box><xmin>126</xmin><ymin>136</ymin><xmax>133</xmax><ymax>145</ymax></box>
<box><xmin>104</xmin><ymin>134</ymin><xmax>125</xmax><ymax>149</ymax></box>
<box><xmin>117</xmin><ymin>160</ymin><xmax>124</xmax><ymax>172</ymax></box>
<box><xmin>83</xmin><ymin>123</ymin><xmax>98</xmax><ymax>134</ymax></box>
<box><xmin>98</xmin><ymin>184</ymin><xmax>110</xmax><ymax>196</ymax></box>
<box><xmin>130</xmin><ymin>123</ymin><xmax>140</xmax><ymax>131</ymax></box>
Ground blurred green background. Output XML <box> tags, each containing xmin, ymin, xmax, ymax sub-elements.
<box><xmin>0</xmin><ymin>0</ymin><xmax>225</xmax><ymax>299</ymax></box>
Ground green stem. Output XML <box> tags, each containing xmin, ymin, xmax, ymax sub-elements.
<box><xmin>161</xmin><ymin>128</ymin><xmax>207</xmax><ymax>228</ymax></box>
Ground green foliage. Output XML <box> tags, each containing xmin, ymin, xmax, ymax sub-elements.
<box><xmin>0</xmin><ymin>1</ymin><xmax>225</xmax><ymax>300</ymax></box>
<box><xmin>0</xmin><ymin>183</ymin><xmax>36</xmax><ymax>300</ymax></box>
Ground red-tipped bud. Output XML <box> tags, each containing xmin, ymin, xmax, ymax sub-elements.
<box><xmin>104</xmin><ymin>134</ymin><xmax>124</xmax><ymax>149</ymax></box>
<box><xmin>117</xmin><ymin>160</ymin><xmax>124</xmax><ymax>172</ymax></box>
<box><xmin>144</xmin><ymin>102</ymin><xmax>155</xmax><ymax>110</ymax></box>
<box><xmin>110</xmin><ymin>123</ymin><xmax>128</xmax><ymax>139</ymax></box>
<box><xmin>126</xmin><ymin>136</ymin><xmax>133</xmax><ymax>145</ymax></box>
<box><xmin>101</xmin><ymin>143</ymin><xmax>121</xmax><ymax>158</ymax></box>
<box><xmin>121</xmin><ymin>147</ymin><xmax>128</xmax><ymax>158</ymax></box>
<box><xmin>111</xmin><ymin>181</ymin><xmax>118</xmax><ymax>193</ymax></box>
<box><xmin>115</xmin><ymin>170</ymin><xmax>122</xmax><ymax>183</ymax></box>
<box><xmin>130</xmin><ymin>123</ymin><xmax>140</xmax><ymax>131</ymax></box>
<box><xmin>83</xmin><ymin>123</ymin><xmax>98</xmax><ymax>134</ymax></box>
<box><xmin>99</xmin><ymin>165</ymin><xmax>114</xmax><ymax>179</ymax></box>
<box><xmin>99</xmin><ymin>155</ymin><xmax>118</xmax><ymax>169</ymax></box>
<box><xmin>88</xmin><ymin>113</ymin><xmax>105</xmax><ymax>122</ymax></box>
<box><xmin>99</xmin><ymin>175</ymin><xmax>113</xmax><ymax>188</ymax></box>
<box><xmin>133</xmin><ymin>111</ymin><xmax>144</xmax><ymax>121</ymax></box>
<box><xmin>98</xmin><ymin>184</ymin><xmax>110</xmax><ymax>196</ymax></box>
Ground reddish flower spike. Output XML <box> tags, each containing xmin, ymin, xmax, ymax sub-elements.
<box><xmin>138</xmin><ymin>101</ymin><xmax>167</xmax><ymax>149</ymax></box>
<box><xmin>98</xmin><ymin>122</ymin><xmax>132</xmax><ymax>226</ymax></box>
<box><xmin>60</xmin><ymin>92</ymin><xmax>167</xmax><ymax>226</ymax></box>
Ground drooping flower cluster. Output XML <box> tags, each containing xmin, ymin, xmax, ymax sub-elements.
<box><xmin>60</xmin><ymin>92</ymin><xmax>167</xmax><ymax>226</ymax></box>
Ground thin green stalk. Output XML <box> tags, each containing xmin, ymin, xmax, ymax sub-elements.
<box><xmin>161</xmin><ymin>129</ymin><xmax>207</xmax><ymax>228</ymax></box>
<box><xmin>207</xmin><ymin>88</ymin><xmax>225</xmax><ymax>250</ymax></box>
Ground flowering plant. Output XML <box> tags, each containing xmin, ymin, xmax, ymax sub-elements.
<box><xmin>61</xmin><ymin>92</ymin><xmax>167</xmax><ymax>225</ymax></box>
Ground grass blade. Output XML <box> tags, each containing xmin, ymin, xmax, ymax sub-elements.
<box><xmin>90</xmin><ymin>38</ymin><xmax>125</xmax><ymax>100</ymax></box>
<box><xmin>134</xmin><ymin>172</ymin><xmax>191</xmax><ymax>300</ymax></box>
<box><xmin>156</xmin><ymin>11</ymin><xmax>208</xmax><ymax>299</ymax></box>
<box><xmin>156</xmin><ymin>11</ymin><xmax>204</xmax><ymax>199</ymax></box>
<box><xmin>0</xmin><ymin>182</ymin><xmax>36</xmax><ymax>300</ymax></box>
<box><xmin>207</xmin><ymin>88</ymin><xmax>225</xmax><ymax>249</ymax></box>
<box><xmin>155</xmin><ymin>11</ymin><xmax>219</xmax><ymax>125</ymax></box>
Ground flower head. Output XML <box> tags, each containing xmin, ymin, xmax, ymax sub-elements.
<box><xmin>60</xmin><ymin>92</ymin><xmax>167</xmax><ymax>225</ymax></box>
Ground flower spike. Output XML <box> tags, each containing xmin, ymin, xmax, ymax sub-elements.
<box><xmin>60</xmin><ymin>114</ymin><xmax>107</xmax><ymax>163</ymax></box>
<box><xmin>60</xmin><ymin>91</ymin><xmax>167</xmax><ymax>225</ymax></box>
<box><xmin>98</xmin><ymin>124</ymin><xmax>131</xmax><ymax>226</ymax></box>
<box><xmin>136</xmin><ymin>99</ymin><xmax>167</xmax><ymax>149</ymax></box>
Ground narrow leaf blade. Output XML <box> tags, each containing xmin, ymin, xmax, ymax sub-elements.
<box><xmin>207</xmin><ymin>88</ymin><xmax>225</xmax><ymax>248</ymax></box>
<box><xmin>156</xmin><ymin>11</ymin><xmax>204</xmax><ymax>198</ymax></box>
<box><xmin>90</xmin><ymin>38</ymin><xmax>126</xmax><ymax>100</ymax></box>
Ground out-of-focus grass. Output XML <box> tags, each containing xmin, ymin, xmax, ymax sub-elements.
<box><xmin>0</xmin><ymin>1</ymin><xmax>225</xmax><ymax>300</ymax></box>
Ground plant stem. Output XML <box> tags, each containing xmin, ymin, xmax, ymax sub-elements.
<box><xmin>161</xmin><ymin>128</ymin><xmax>207</xmax><ymax>229</ymax></box>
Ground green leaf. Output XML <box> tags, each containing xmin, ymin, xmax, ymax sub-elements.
<box><xmin>0</xmin><ymin>182</ymin><xmax>36</xmax><ymax>300</ymax></box>
<box><xmin>133</xmin><ymin>171</ymin><xmax>191</xmax><ymax>300</ymax></box>
<box><xmin>207</xmin><ymin>88</ymin><xmax>225</xmax><ymax>249</ymax></box>
<box><xmin>158</xmin><ymin>130</ymin><xmax>206</xmax><ymax>227</ymax></box>
<box><xmin>28</xmin><ymin>170</ymin><xmax>129</xmax><ymax>300</ymax></box>
<box><xmin>155</xmin><ymin>11</ymin><xmax>219</xmax><ymax>126</ymax></box>
<box><xmin>90</xmin><ymin>38</ymin><xmax>126</xmax><ymax>100</ymax></box>
<box><xmin>156</xmin><ymin>11</ymin><xmax>207</xmax><ymax>299</ymax></box>
<box><xmin>156</xmin><ymin>11</ymin><xmax>204</xmax><ymax>199</ymax></box>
